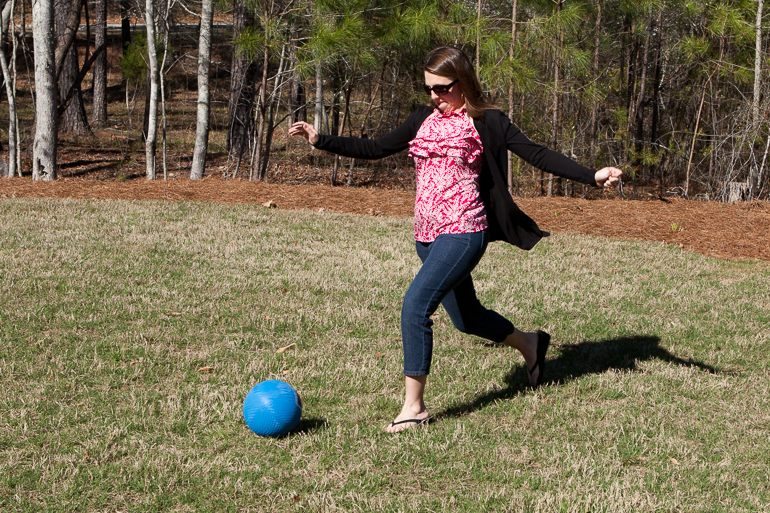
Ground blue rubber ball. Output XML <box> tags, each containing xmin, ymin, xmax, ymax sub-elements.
<box><xmin>243</xmin><ymin>380</ymin><xmax>302</xmax><ymax>437</ymax></box>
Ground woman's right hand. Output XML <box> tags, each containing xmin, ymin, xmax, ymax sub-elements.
<box><xmin>288</xmin><ymin>121</ymin><xmax>320</xmax><ymax>146</ymax></box>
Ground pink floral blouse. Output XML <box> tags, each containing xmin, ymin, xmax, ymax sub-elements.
<box><xmin>407</xmin><ymin>108</ymin><xmax>488</xmax><ymax>243</ymax></box>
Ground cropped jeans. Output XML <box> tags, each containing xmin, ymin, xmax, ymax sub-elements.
<box><xmin>401</xmin><ymin>230</ymin><xmax>515</xmax><ymax>376</ymax></box>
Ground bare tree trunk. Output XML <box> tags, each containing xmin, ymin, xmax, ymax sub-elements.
<box><xmin>160</xmin><ymin>0</ymin><xmax>171</xmax><ymax>180</ymax></box>
<box><xmin>53</xmin><ymin>0</ymin><xmax>81</xmax><ymax>81</ymax></box>
<box><xmin>685</xmin><ymin>71</ymin><xmax>715</xmax><ymax>199</ymax></box>
<box><xmin>55</xmin><ymin>0</ymin><xmax>89</xmax><ymax>136</ymax></box>
<box><xmin>757</xmin><ymin>127</ymin><xmax>770</xmax><ymax>198</ymax></box>
<box><xmin>507</xmin><ymin>0</ymin><xmax>518</xmax><ymax>195</ymax></box>
<box><xmin>588</xmin><ymin>0</ymin><xmax>601</xmax><ymax>167</ymax></box>
<box><xmin>749</xmin><ymin>0</ymin><xmax>764</xmax><ymax>197</ymax></box>
<box><xmin>650</xmin><ymin>7</ymin><xmax>663</xmax><ymax>197</ymax></box>
<box><xmin>32</xmin><ymin>0</ymin><xmax>58</xmax><ymax>181</ymax></box>
<box><xmin>119</xmin><ymin>0</ymin><xmax>131</xmax><ymax>53</ymax></box>
<box><xmin>92</xmin><ymin>0</ymin><xmax>107</xmax><ymax>126</ymax></box>
<box><xmin>288</xmin><ymin>27</ymin><xmax>305</xmax><ymax>123</ymax></box>
<box><xmin>259</xmin><ymin>43</ymin><xmax>288</xmax><ymax>181</ymax></box>
<box><xmin>753</xmin><ymin>0</ymin><xmax>764</xmax><ymax>127</ymax></box>
<box><xmin>144</xmin><ymin>0</ymin><xmax>159</xmax><ymax>179</ymax></box>
<box><xmin>190</xmin><ymin>0</ymin><xmax>213</xmax><ymax>180</ymax></box>
<box><xmin>11</xmin><ymin>2</ymin><xmax>20</xmax><ymax>174</ymax></box>
<box><xmin>227</xmin><ymin>0</ymin><xmax>258</xmax><ymax>157</ymax></box>
<box><xmin>631</xmin><ymin>15</ymin><xmax>652</xmax><ymax>198</ymax></box>
<box><xmin>250</xmin><ymin>44</ymin><xmax>269</xmax><ymax>181</ymax></box>
<box><xmin>548</xmin><ymin>0</ymin><xmax>564</xmax><ymax>197</ymax></box>
<box><xmin>314</xmin><ymin>60</ymin><xmax>323</xmax><ymax>133</ymax></box>
<box><xmin>475</xmin><ymin>0</ymin><xmax>482</xmax><ymax>73</ymax></box>
<box><xmin>0</xmin><ymin>0</ymin><xmax>18</xmax><ymax>177</ymax></box>
<box><xmin>334</xmin><ymin>59</ymin><xmax>356</xmax><ymax>186</ymax></box>
<box><xmin>347</xmin><ymin>64</ymin><xmax>385</xmax><ymax>186</ymax></box>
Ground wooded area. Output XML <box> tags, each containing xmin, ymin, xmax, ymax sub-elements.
<box><xmin>1</xmin><ymin>0</ymin><xmax>769</xmax><ymax>201</ymax></box>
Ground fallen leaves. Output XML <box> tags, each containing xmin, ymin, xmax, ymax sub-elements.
<box><xmin>3</xmin><ymin>178</ymin><xmax>767</xmax><ymax>261</ymax></box>
<box><xmin>276</xmin><ymin>343</ymin><xmax>296</xmax><ymax>353</ymax></box>
<box><xmin>198</xmin><ymin>366</ymin><xmax>214</xmax><ymax>373</ymax></box>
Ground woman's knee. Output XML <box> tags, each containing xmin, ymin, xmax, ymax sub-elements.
<box><xmin>449</xmin><ymin>308</ymin><xmax>514</xmax><ymax>341</ymax></box>
<box><xmin>449</xmin><ymin>315</ymin><xmax>479</xmax><ymax>335</ymax></box>
<box><xmin>402</xmin><ymin>302</ymin><xmax>432</xmax><ymax>332</ymax></box>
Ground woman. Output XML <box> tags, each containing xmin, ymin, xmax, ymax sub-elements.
<box><xmin>290</xmin><ymin>46</ymin><xmax>622</xmax><ymax>433</ymax></box>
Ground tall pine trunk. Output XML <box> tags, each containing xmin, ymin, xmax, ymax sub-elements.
<box><xmin>144</xmin><ymin>0</ymin><xmax>159</xmax><ymax>179</ymax></box>
<box><xmin>190</xmin><ymin>0</ymin><xmax>213</xmax><ymax>180</ymax></box>
<box><xmin>119</xmin><ymin>0</ymin><xmax>131</xmax><ymax>52</ymax></box>
<box><xmin>32</xmin><ymin>0</ymin><xmax>58</xmax><ymax>180</ymax></box>
<box><xmin>92</xmin><ymin>0</ymin><xmax>107</xmax><ymax>126</ymax></box>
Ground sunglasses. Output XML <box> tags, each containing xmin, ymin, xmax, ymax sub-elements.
<box><xmin>422</xmin><ymin>79</ymin><xmax>459</xmax><ymax>96</ymax></box>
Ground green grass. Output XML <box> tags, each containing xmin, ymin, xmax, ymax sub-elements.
<box><xmin>1</xmin><ymin>197</ymin><xmax>769</xmax><ymax>512</ymax></box>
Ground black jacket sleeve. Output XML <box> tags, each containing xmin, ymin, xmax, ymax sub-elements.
<box><xmin>313</xmin><ymin>107</ymin><xmax>432</xmax><ymax>160</ymax></box>
<box><xmin>505</xmin><ymin>119</ymin><xmax>597</xmax><ymax>186</ymax></box>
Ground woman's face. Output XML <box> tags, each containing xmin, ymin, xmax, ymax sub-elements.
<box><xmin>424</xmin><ymin>72</ymin><xmax>464</xmax><ymax>114</ymax></box>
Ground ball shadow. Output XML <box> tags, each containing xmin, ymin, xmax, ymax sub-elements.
<box><xmin>437</xmin><ymin>335</ymin><xmax>719</xmax><ymax>419</ymax></box>
<box><xmin>292</xmin><ymin>417</ymin><xmax>329</xmax><ymax>435</ymax></box>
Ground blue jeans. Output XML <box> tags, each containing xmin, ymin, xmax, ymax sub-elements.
<box><xmin>401</xmin><ymin>230</ymin><xmax>515</xmax><ymax>376</ymax></box>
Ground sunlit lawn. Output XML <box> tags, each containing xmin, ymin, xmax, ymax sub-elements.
<box><xmin>1</xmin><ymin>197</ymin><xmax>769</xmax><ymax>512</ymax></box>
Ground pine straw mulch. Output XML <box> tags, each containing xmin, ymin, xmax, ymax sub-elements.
<box><xmin>2</xmin><ymin>176</ymin><xmax>768</xmax><ymax>262</ymax></box>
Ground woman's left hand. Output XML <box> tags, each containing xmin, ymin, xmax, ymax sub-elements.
<box><xmin>288</xmin><ymin>121</ymin><xmax>320</xmax><ymax>146</ymax></box>
<box><xmin>595</xmin><ymin>167</ymin><xmax>623</xmax><ymax>188</ymax></box>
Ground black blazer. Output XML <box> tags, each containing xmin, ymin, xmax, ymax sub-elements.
<box><xmin>314</xmin><ymin>106</ymin><xmax>597</xmax><ymax>250</ymax></box>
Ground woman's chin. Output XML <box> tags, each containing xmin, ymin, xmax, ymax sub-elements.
<box><xmin>435</xmin><ymin>102</ymin><xmax>462</xmax><ymax>113</ymax></box>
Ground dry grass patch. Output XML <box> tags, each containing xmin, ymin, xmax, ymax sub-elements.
<box><xmin>1</xmin><ymin>198</ymin><xmax>769</xmax><ymax>512</ymax></box>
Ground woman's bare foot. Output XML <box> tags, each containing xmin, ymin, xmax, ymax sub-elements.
<box><xmin>386</xmin><ymin>375</ymin><xmax>429</xmax><ymax>433</ymax></box>
<box><xmin>501</xmin><ymin>329</ymin><xmax>540</xmax><ymax>387</ymax></box>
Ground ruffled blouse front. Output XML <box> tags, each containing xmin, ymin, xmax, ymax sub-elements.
<box><xmin>408</xmin><ymin>108</ymin><xmax>488</xmax><ymax>242</ymax></box>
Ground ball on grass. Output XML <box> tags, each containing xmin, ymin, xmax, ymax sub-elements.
<box><xmin>243</xmin><ymin>380</ymin><xmax>302</xmax><ymax>437</ymax></box>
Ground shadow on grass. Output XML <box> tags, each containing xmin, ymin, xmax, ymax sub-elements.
<box><xmin>438</xmin><ymin>335</ymin><xmax>718</xmax><ymax>419</ymax></box>
<box><xmin>293</xmin><ymin>417</ymin><xmax>329</xmax><ymax>435</ymax></box>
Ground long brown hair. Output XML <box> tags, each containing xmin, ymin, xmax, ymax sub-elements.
<box><xmin>424</xmin><ymin>46</ymin><xmax>494</xmax><ymax>119</ymax></box>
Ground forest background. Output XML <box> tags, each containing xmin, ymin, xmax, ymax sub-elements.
<box><xmin>1</xmin><ymin>0</ymin><xmax>769</xmax><ymax>202</ymax></box>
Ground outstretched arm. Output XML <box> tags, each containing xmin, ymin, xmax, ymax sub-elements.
<box><xmin>289</xmin><ymin>107</ymin><xmax>432</xmax><ymax>160</ymax></box>
<box><xmin>504</xmin><ymin>117</ymin><xmax>623</xmax><ymax>187</ymax></box>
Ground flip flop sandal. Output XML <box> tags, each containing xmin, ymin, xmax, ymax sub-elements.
<box><xmin>387</xmin><ymin>416</ymin><xmax>433</xmax><ymax>431</ymax></box>
<box><xmin>528</xmin><ymin>330</ymin><xmax>551</xmax><ymax>388</ymax></box>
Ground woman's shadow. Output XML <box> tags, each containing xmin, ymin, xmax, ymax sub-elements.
<box><xmin>437</xmin><ymin>335</ymin><xmax>719</xmax><ymax>419</ymax></box>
